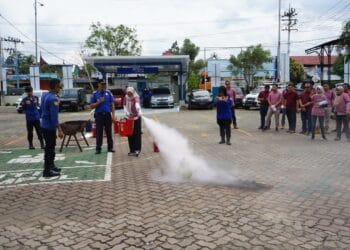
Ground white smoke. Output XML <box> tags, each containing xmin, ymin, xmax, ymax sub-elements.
<box><xmin>143</xmin><ymin>117</ymin><xmax>237</xmax><ymax>185</ymax></box>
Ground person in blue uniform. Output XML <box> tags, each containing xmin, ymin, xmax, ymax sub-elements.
<box><xmin>90</xmin><ymin>80</ymin><xmax>115</xmax><ymax>154</ymax></box>
<box><xmin>40</xmin><ymin>79</ymin><xmax>63</xmax><ymax>177</ymax></box>
<box><xmin>21</xmin><ymin>86</ymin><xmax>44</xmax><ymax>149</ymax></box>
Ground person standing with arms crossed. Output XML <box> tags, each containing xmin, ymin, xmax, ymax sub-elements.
<box><xmin>90</xmin><ymin>80</ymin><xmax>115</xmax><ymax>154</ymax></box>
<box><xmin>21</xmin><ymin>86</ymin><xmax>44</xmax><ymax>149</ymax></box>
<box><xmin>40</xmin><ymin>79</ymin><xmax>63</xmax><ymax>177</ymax></box>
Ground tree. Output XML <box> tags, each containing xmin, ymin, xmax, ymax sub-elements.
<box><xmin>290</xmin><ymin>58</ymin><xmax>305</xmax><ymax>83</ymax></box>
<box><xmin>180</xmin><ymin>39</ymin><xmax>199</xmax><ymax>62</ymax></box>
<box><xmin>85</xmin><ymin>22</ymin><xmax>142</xmax><ymax>56</ymax></box>
<box><xmin>18</xmin><ymin>54</ymin><xmax>35</xmax><ymax>74</ymax></box>
<box><xmin>166</xmin><ymin>41</ymin><xmax>180</xmax><ymax>55</ymax></box>
<box><xmin>229</xmin><ymin>44</ymin><xmax>271</xmax><ymax>90</ymax></box>
<box><xmin>333</xmin><ymin>54</ymin><xmax>344</xmax><ymax>78</ymax></box>
<box><xmin>188</xmin><ymin>71</ymin><xmax>201</xmax><ymax>91</ymax></box>
<box><xmin>339</xmin><ymin>20</ymin><xmax>350</xmax><ymax>60</ymax></box>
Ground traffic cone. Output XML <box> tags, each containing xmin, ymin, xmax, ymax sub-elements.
<box><xmin>153</xmin><ymin>142</ymin><xmax>159</xmax><ymax>152</ymax></box>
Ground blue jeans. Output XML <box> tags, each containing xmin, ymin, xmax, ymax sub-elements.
<box><xmin>301</xmin><ymin>111</ymin><xmax>312</xmax><ymax>133</ymax></box>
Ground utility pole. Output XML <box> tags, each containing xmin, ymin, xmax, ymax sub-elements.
<box><xmin>282</xmin><ymin>5</ymin><xmax>298</xmax><ymax>58</ymax></box>
<box><xmin>277</xmin><ymin>0</ymin><xmax>281</xmax><ymax>83</ymax></box>
<box><xmin>2</xmin><ymin>37</ymin><xmax>24</xmax><ymax>88</ymax></box>
<box><xmin>34</xmin><ymin>0</ymin><xmax>44</xmax><ymax>63</ymax></box>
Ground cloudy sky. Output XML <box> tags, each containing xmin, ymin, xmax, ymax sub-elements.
<box><xmin>0</xmin><ymin>0</ymin><xmax>349</xmax><ymax>65</ymax></box>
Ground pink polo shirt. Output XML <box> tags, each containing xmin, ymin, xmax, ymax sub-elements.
<box><xmin>323</xmin><ymin>90</ymin><xmax>334</xmax><ymax>107</ymax></box>
<box><xmin>311</xmin><ymin>94</ymin><xmax>327</xmax><ymax>116</ymax></box>
<box><xmin>268</xmin><ymin>91</ymin><xmax>282</xmax><ymax>108</ymax></box>
<box><xmin>333</xmin><ymin>93</ymin><xmax>350</xmax><ymax>114</ymax></box>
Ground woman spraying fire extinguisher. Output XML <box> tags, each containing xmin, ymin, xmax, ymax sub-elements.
<box><xmin>124</xmin><ymin>87</ymin><xmax>142</xmax><ymax>156</ymax></box>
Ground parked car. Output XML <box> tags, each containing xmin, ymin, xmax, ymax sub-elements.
<box><xmin>16</xmin><ymin>90</ymin><xmax>49</xmax><ymax>113</ymax></box>
<box><xmin>8</xmin><ymin>88</ymin><xmax>24</xmax><ymax>96</ymax></box>
<box><xmin>59</xmin><ymin>88</ymin><xmax>86</xmax><ymax>112</ymax></box>
<box><xmin>233</xmin><ymin>87</ymin><xmax>244</xmax><ymax>108</ymax></box>
<box><xmin>187</xmin><ymin>89</ymin><xmax>213</xmax><ymax>110</ymax></box>
<box><xmin>242</xmin><ymin>86</ymin><xmax>265</xmax><ymax>109</ymax></box>
<box><xmin>150</xmin><ymin>87</ymin><xmax>174</xmax><ymax>108</ymax></box>
<box><xmin>110</xmin><ymin>88</ymin><xmax>125</xmax><ymax>109</ymax></box>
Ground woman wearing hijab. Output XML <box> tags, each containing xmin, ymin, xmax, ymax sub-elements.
<box><xmin>124</xmin><ymin>87</ymin><xmax>142</xmax><ymax>156</ymax></box>
<box><xmin>310</xmin><ymin>86</ymin><xmax>327</xmax><ymax>140</ymax></box>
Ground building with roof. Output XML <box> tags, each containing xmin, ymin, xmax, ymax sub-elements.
<box><xmin>291</xmin><ymin>55</ymin><xmax>340</xmax><ymax>82</ymax></box>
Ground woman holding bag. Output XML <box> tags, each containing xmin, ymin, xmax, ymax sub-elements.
<box><xmin>124</xmin><ymin>87</ymin><xmax>142</xmax><ymax>156</ymax></box>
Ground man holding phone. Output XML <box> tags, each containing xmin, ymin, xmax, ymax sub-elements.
<box><xmin>90</xmin><ymin>80</ymin><xmax>115</xmax><ymax>154</ymax></box>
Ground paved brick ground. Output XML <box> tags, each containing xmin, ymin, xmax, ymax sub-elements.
<box><xmin>0</xmin><ymin>108</ymin><xmax>349</xmax><ymax>249</ymax></box>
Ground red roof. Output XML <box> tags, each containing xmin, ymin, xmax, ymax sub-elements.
<box><xmin>291</xmin><ymin>56</ymin><xmax>337</xmax><ymax>66</ymax></box>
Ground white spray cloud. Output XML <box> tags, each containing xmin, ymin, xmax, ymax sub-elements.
<box><xmin>143</xmin><ymin>117</ymin><xmax>237</xmax><ymax>185</ymax></box>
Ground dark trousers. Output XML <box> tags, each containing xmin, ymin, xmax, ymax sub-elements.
<box><xmin>301</xmin><ymin>111</ymin><xmax>312</xmax><ymax>133</ymax></box>
<box><xmin>128</xmin><ymin>118</ymin><xmax>142</xmax><ymax>153</ymax></box>
<box><xmin>26</xmin><ymin>119</ymin><xmax>43</xmax><ymax>146</ymax></box>
<box><xmin>95</xmin><ymin>112</ymin><xmax>113</xmax><ymax>151</ymax></box>
<box><xmin>259</xmin><ymin>105</ymin><xmax>268</xmax><ymax>128</ymax></box>
<box><xmin>286</xmin><ymin>109</ymin><xmax>297</xmax><ymax>132</ymax></box>
<box><xmin>336</xmin><ymin>115</ymin><xmax>350</xmax><ymax>139</ymax></box>
<box><xmin>42</xmin><ymin>128</ymin><xmax>56</xmax><ymax>173</ymax></box>
<box><xmin>231</xmin><ymin>107</ymin><xmax>237</xmax><ymax>126</ymax></box>
<box><xmin>311</xmin><ymin>115</ymin><xmax>325</xmax><ymax>138</ymax></box>
<box><xmin>217</xmin><ymin>119</ymin><xmax>232</xmax><ymax>140</ymax></box>
<box><xmin>281</xmin><ymin>108</ymin><xmax>286</xmax><ymax>128</ymax></box>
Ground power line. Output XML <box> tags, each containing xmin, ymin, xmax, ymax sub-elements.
<box><xmin>0</xmin><ymin>13</ymin><xmax>72</xmax><ymax>64</ymax></box>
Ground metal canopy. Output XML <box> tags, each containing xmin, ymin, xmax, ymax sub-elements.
<box><xmin>83</xmin><ymin>55</ymin><xmax>190</xmax><ymax>75</ymax></box>
<box><xmin>305</xmin><ymin>39</ymin><xmax>341</xmax><ymax>82</ymax></box>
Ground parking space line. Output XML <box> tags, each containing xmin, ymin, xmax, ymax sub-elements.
<box><xmin>5</xmin><ymin>135</ymin><xmax>27</xmax><ymax>146</ymax></box>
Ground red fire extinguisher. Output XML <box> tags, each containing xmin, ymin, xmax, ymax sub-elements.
<box><xmin>92</xmin><ymin>122</ymin><xmax>96</xmax><ymax>138</ymax></box>
<box><xmin>114</xmin><ymin>120</ymin><xmax>119</xmax><ymax>134</ymax></box>
<box><xmin>119</xmin><ymin>118</ymin><xmax>134</xmax><ymax>137</ymax></box>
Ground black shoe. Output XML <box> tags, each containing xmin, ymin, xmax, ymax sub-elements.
<box><xmin>135</xmin><ymin>151</ymin><xmax>140</xmax><ymax>157</ymax></box>
<box><xmin>311</xmin><ymin>135</ymin><xmax>315</xmax><ymax>140</ymax></box>
<box><xmin>219</xmin><ymin>140</ymin><xmax>225</xmax><ymax>144</ymax></box>
<box><xmin>52</xmin><ymin>167</ymin><xmax>61</xmax><ymax>172</ymax></box>
<box><xmin>322</xmin><ymin>136</ymin><xmax>327</xmax><ymax>140</ymax></box>
<box><xmin>226</xmin><ymin>141</ymin><xmax>231</xmax><ymax>145</ymax></box>
<box><xmin>275</xmin><ymin>127</ymin><xmax>279</xmax><ymax>132</ymax></box>
<box><xmin>43</xmin><ymin>170</ymin><xmax>60</xmax><ymax>178</ymax></box>
<box><xmin>95</xmin><ymin>150</ymin><xmax>101</xmax><ymax>154</ymax></box>
<box><xmin>108</xmin><ymin>149</ymin><xmax>115</xmax><ymax>153</ymax></box>
<box><xmin>128</xmin><ymin>152</ymin><xmax>136</xmax><ymax>156</ymax></box>
<box><xmin>29</xmin><ymin>145</ymin><xmax>35</xmax><ymax>150</ymax></box>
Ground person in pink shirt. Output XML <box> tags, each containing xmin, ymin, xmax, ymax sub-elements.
<box><xmin>263</xmin><ymin>83</ymin><xmax>282</xmax><ymax>131</ymax></box>
<box><xmin>322</xmin><ymin>83</ymin><xmax>334</xmax><ymax>133</ymax></box>
<box><xmin>333</xmin><ymin>86</ymin><xmax>350</xmax><ymax>141</ymax></box>
<box><xmin>310</xmin><ymin>86</ymin><xmax>327</xmax><ymax>140</ymax></box>
<box><xmin>342</xmin><ymin>83</ymin><xmax>350</xmax><ymax>99</ymax></box>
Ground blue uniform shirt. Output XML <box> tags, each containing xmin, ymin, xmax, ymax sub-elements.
<box><xmin>21</xmin><ymin>96</ymin><xmax>40</xmax><ymax>121</ymax></box>
<box><xmin>215</xmin><ymin>97</ymin><xmax>233</xmax><ymax>119</ymax></box>
<box><xmin>90</xmin><ymin>90</ymin><xmax>113</xmax><ymax>113</ymax></box>
<box><xmin>40</xmin><ymin>92</ymin><xmax>60</xmax><ymax>131</ymax></box>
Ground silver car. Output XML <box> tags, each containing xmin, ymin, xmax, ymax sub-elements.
<box><xmin>150</xmin><ymin>88</ymin><xmax>174</xmax><ymax>108</ymax></box>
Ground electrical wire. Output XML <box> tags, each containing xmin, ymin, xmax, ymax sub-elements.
<box><xmin>0</xmin><ymin>13</ymin><xmax>73</xmax><ymax>64</ymax></box>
